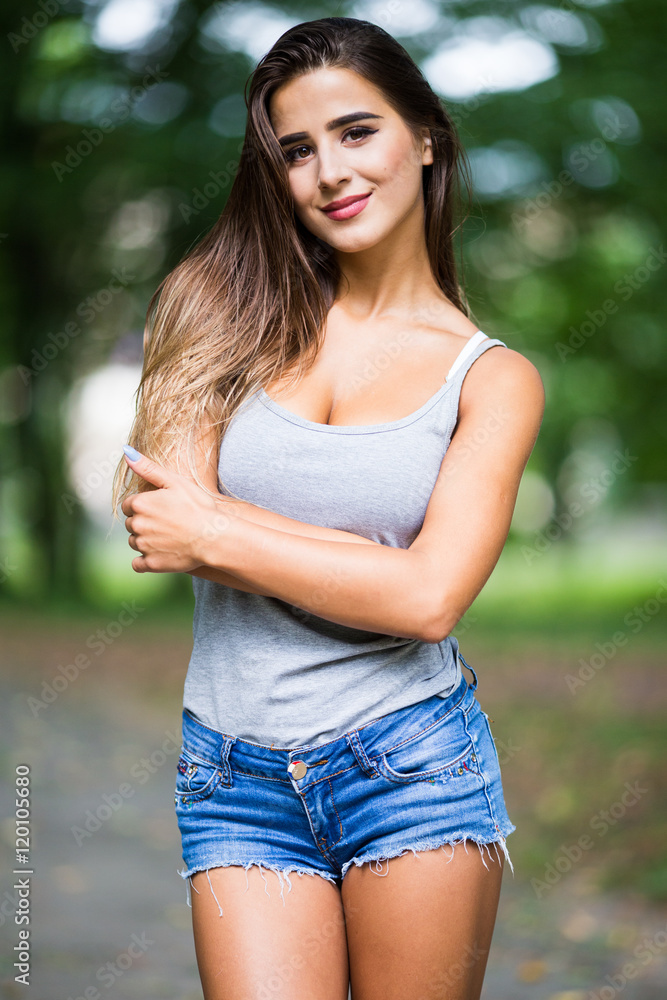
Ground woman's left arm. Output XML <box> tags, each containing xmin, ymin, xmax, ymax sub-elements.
<box><xmin>194</xmin><ymin>350</ymin><xmax>545</xmax><ymax>641</ymax></box>
<box><xmin>122</xmin><ymin>349</ymin><xmax>544</xmax><ymax>642</ymax></box>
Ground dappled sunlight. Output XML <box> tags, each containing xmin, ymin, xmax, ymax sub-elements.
<box><xmin>422</xmin><ymin>16</ymin><xmax>559</xmax><ymax>99</ymax></box>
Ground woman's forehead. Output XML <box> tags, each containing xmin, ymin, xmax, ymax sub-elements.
<box><xmin>269</xmin><ymin>67</ymin><xmax>389</xmax><ymax>131</ymax></box>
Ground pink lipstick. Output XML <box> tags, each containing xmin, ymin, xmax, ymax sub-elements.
<box><xmin>320</xmin><ymin>192</ymin><xmax>372</xmax><ymax>220</ymax></box>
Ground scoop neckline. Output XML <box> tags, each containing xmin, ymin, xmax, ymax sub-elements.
<box><xmin>257</xmin><ymin>331</ymin><xmax>493</xmax><ymax>435</ymax></box>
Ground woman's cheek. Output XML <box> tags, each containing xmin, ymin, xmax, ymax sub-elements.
<box><xmin>385</xmin><ymin>147</ymin><xmax>420</xmax><ymax>190</ymax></box>
<box><xmin>289</xmin><ymin>169</ymin><xmax>313</xmax><ymax>207</ymax></box>
<box><xmin>288</xmin><ymin>182</ymin><xmax>316</xmax><ymax>231</ymax></box>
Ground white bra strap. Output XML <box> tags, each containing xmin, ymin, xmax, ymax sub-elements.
<box><xmin>444</xmin><ymin>330</ymin><xmax>489</xmax><ymax>382</ymax></box>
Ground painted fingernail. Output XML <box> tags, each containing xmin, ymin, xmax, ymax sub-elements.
<box><xmin>123</xmin><ymin>445</ymin><xmax>142</xmax><ymax>461</ymax></box>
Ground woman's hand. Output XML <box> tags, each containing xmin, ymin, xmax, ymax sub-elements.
<box><xmin>120</xmin><ymin>447</ymin><xmax>238</xmax><ymax>574</ymax></box>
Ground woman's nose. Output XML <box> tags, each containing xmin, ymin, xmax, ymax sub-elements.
<box><xmin>317</xmin><ymin>147</ymin><xmax>352</xmax><ymax>190</ymax></box>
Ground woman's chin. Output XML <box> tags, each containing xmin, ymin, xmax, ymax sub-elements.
<box><xmin>319</xmin><ymin>229</ymin><xmax>386</xmax><ymax>255</ymax></box>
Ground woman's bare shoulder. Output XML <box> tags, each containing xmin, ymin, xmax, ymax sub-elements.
<box><xmin>461</xmin><ymin>343</ymin><xmax>546</xmax><ymax>420</ymax></box>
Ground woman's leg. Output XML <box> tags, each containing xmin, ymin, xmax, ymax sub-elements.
<box><xmin>189</xmin><ymin>864</ymin><xmax>350</xmax><ymax>1000</ymax></box>
<box><xmin>342</xmin><ymin>839</ymin><xmax>504</xmax><ymax>1000</ymax></box>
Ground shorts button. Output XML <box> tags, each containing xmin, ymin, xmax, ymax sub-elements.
<box><xmin>288</xmin><ymin>760</ymin><xmax>307</xmax><ymax>779</ymax></box>
<box><xmin>457</xmin><ymin>767</ymin><xmax>464</xmax><ymax>775</ymax></box>
<box><xmin>471</xmin><ymin>755</ymin><xmax>477</xmax><ymax>762</ymax></box>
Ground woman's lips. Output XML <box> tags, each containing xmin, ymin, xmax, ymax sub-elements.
<box><xmin>321</xmin><ymin>193</ymin><xmax>372</xmax><ymax>220</ymax></box>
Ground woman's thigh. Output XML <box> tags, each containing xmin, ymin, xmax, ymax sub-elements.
<box><xmin>342</xmin><ymin>839</ymin><xmax>504</xmax><ymax>1000</ymax></box>
<box><xmin>190</xmin><ymin>865</ymin><xmax>350</xmax><ymax>1000</ymax></box>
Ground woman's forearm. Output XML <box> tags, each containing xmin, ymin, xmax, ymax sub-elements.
<box><xmin>194</xmin><ymin>515</ymin><xmax>438</xmax><ymax>641</ymax></box>
<box><xmin>215</xmin><ymin>496</ymin><xmax>382</xmax><ymax>547</ymax></box>
<box><xmin>188</xmin><ymin>497</ymin><xmax>382</xmax><ymax>596</ymax></box>
<box><xmin>188</xmin><ymin>565</ymin><xmax>270</xmax><ymax>593</ymax></box>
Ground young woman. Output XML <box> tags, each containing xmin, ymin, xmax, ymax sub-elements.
<box><xmin>112</xmin><ymin>16</ymin><xmax>544</xmax><ymax>1000</ymax></box>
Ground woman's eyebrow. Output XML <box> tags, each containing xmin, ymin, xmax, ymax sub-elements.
<box><xmin>277</xmin><ymin>111</ymin><xmax>383</xmax><ymax>147</ymax></box>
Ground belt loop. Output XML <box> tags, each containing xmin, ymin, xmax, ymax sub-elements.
<box><xmin>458</xmin><ymin>651</ymin><xmax>478</xmax><ymax>691</ymax></box>
<box><xmin>218</xmin><ymin>734</ymin><xmax>237</xmax><ymax>787</ymax></box>
<box><xmin>345</xmin><ymin>730</ymin><xmax>379</xmax><ymax>779</ymax></box>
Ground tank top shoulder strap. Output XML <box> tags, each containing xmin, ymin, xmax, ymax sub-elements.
<box><xmin>444</xmin><ymin>330</ymin><xmax>489</xmax><ymax>382</ymax></box>
<box><xmin>444</xmin><ymin>330</ymin><xmax>508</xmax><ymax>384</ymax></box>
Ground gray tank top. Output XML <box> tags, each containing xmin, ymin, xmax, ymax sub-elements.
<box><xmin>183</xmin><ymin>330</ymin><xmax>508</xmax><ymax>748</ymax></box>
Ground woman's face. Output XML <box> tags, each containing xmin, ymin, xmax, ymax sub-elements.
<box><xmin>268</xmin><ymin>66</ymin><xmax>433</xmax><ymax>254</ymax></box>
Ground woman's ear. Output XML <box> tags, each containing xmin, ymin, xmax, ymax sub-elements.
<box><xmin>422</xmin><ymin>133</ymin><xmax>434</xmax><ymax>166</ymax></box>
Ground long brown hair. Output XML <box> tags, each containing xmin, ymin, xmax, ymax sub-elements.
<box><xmin>110</xmin><ymin>16</ymin><xmax>475</xmax><ymax>520</ymax></box>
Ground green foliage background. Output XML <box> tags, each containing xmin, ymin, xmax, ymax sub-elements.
<box><xmin>0</xmin><ymin>0</ymin><xmax>665</xmax><ymax>609</ymax></box>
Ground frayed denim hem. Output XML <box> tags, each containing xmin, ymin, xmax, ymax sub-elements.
<box><xmin>339</xmin><ymin>833</ymin><xmax>515</xmax><ymax>881</ymax></box>
<box><xmin>177</xmin><ymin>861</ymin><xmax>341</xmax><ymax>917</ymax></box>
<box><xmin>176</xmin><ymin>834</ymin><xmax>514</xmax><ymax>916</ymax></box>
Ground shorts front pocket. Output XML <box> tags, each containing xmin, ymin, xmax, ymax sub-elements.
<box><xmin>175</xmin><ymin>745</ymin><xmax>224</xmax><ymax>804</ymax></box>
<box><xmin>374</xmin><ymin>706</ymin><xmax>482</xmax><ymax>785</ymax></box>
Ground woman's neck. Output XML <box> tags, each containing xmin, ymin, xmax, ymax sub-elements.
<box><xmin>331</xmin><ymin>207</ymin><xmax>444</xmax><ymax>320</ymax></box>
<box><xmin>332</xmin><ymin>252</ymin><xmax>449</xmax><ymax>323</ymax></box>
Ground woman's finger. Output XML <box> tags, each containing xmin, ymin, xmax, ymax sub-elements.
<box><xmin>121</xmin><ymin>494</ymin><xmax>137</xmax><ymax>517</ymax></box>
<box><xmin>131</xmin><ymin>555</ymin><xmax>149</xmax><ymax>574</ymax></box>
<box><xmin>123</xmin><ymin>447</ymin><xmax>174</xmax><ymax>490</ymax></box>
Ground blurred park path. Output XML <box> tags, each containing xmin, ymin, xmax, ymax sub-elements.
<box><xmin>1</xmin><ymin>608</ymin><xmax>666</xmax><ymax>999</ymax></box>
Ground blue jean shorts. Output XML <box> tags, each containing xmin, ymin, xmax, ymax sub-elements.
<box><xmin>175</xmin><ymin>657</ymin><xmax>516</xmax><ymax>915</ymax></box>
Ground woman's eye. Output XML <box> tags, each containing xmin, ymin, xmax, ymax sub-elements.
<box><xmin>284</xmin><ymin>127</ymin><xmax>377</xmax><ymax>163</ymax></box>
<box><xmin>345</xmin><ymin>127</ymin><xmax>376</xmax><ymax>142</ymax></box>
<box><xmin>285</xmin><ymin>145</ymin><xmax>311</xmax><ymax>162</ymax></box>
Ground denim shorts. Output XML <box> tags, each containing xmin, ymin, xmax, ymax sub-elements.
<box><xmin>174</xmin><ymin>656</ymin><xmax>516</xmax><ymax>915</ymax></box>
